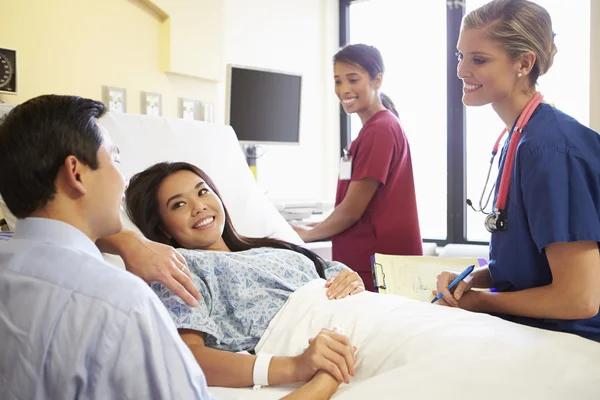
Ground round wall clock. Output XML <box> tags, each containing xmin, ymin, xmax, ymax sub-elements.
<box><xmin>0</xmin><ymin>48</ymin><xmax>17</xmax><ymax>95</ymax></box>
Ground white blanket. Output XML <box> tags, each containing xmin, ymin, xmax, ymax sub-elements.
<box><xmin>212</xmin><ymin>279</ymin><xmax>600</xmax><ymax>399</ymax></box>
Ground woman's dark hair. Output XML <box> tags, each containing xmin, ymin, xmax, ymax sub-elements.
<box><xmin>125</xmin><ymin>162</ymin><xmax>326</xmax><ymax>279</ymax></box>
<box><xmin>333</xmin><ymin>43</ymin><xmax>399</xmax><ymax>118</ymax></box>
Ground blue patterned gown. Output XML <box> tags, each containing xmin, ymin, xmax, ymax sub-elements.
<box><xmin>151</xmin><ymin>247</ymin><xmax>347</xmax><ymax>352</ymax></box>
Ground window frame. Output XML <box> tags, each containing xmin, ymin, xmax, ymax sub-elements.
<box><xmin>339</xmin><ymin>0</ymin><xmax>488</xmax><ymax>245</ymax></box>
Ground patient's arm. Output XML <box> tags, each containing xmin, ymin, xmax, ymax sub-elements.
<box><xmin>96</xmin><ymin>229</ymin><xmax>201</xmax><ymax>307</ymax></box>
<box><xmin>299</xmin><ymin>178</ymin><xmax>379</xmax><ymax>242</ymax></box>
<box><xmin>281</xmin><ymin>371</ymin><xmax>340</xmax><ymax>400</ymax></box>
<box><xmin>179</xmin><ymin>328</ymin><xmax>356</xmax><ymax>387</ymax></box>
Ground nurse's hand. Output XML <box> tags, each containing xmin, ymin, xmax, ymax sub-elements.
<box><xmin>434</xmin><ymin>270</ymin><xmax>475</xmax><ymax>307</ymax></box>
<box><xmin>326</xmin><ymin>269</ymin><xmax>365</xmax><ymax>299</ymax></box>
<box><xmin>290</xmin><ymin>222</ymin><xmax>317</xmax><ymax>242</ymax></box>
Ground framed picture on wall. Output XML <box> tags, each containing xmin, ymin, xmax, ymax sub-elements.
<box><xmin>0</xmin><ymin>48</ymin><xmax>17</xmax><ymax>95</ymax></box>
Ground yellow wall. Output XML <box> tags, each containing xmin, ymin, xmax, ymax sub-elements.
<box><xmin>0</xmin><ymin>0</ymin><xmax>219</xmax><ymax>118</ymax></box>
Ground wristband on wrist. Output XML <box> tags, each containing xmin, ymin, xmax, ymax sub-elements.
<box><xmin>252</xmin><ymin>353</ymin><xmax>273</xmax><ymax>390</ymax></box>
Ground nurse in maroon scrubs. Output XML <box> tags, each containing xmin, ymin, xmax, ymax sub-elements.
<box><xmin>294</xmin><ymin>44</ymin><xmax>422</xmax><ymax>292</ymax></box>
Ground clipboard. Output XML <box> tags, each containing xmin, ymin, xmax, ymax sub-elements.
<box><xmin>371</xmin><ymin>253</ymin><xmax>488</xmax><ymax>302</ymax></box>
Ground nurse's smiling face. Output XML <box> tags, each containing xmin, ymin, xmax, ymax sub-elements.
<box><xmin>456</xmin><ymin>27</ymin><xmax>524</xmax><ymax>107</ymax></box>
<box><xmin>334</xmin><ymin>61</ymin><xmax>381</xmax><ymax>118</ymax></box>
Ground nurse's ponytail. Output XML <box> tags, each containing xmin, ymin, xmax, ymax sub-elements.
<box><xmin>380</xmin><ymin>93</ymin><xmax>399</xmax><ymax>119</ymax></box>
<box><xmin>334</xmin><ymin>44</ymin><xmax>399</xmax><ymax>118</ymax></box>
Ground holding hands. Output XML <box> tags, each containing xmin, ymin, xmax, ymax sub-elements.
<box><xmin>293</xmin><ymin>328</ymin><xmax>357</xmax><ymax>384</ymax></box>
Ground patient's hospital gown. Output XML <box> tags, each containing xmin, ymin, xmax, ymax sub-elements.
<box><xmin>152</xmin><ymin>247</ymin><xmax>346</xmax><ymax>352</ymax></box>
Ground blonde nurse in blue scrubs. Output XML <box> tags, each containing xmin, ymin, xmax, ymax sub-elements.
<box><xmin>435</xmin><ymin>0</ymin><xmax>600</xmax><ymax>342</ymax></box>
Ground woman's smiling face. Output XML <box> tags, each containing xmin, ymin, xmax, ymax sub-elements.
<box><xmin>156</xmin><ymin>169</ymin><xmax>228</xmax><ymax>251</ymax></box>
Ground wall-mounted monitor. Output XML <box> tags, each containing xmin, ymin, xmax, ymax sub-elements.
<box><xmin>225</xmin><ymin>64</ymin><xmax>301</xmax><ymax>145</ymax></box>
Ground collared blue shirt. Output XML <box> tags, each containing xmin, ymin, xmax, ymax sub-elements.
<box><xmin>0</xmin><ymin>218</ymin><xmax>213</xmax><ymax>399</ymax></box>
<box><xmin>489</xmin><ymin>103</ymin><xmax>600</xmax><ymax>342</ymax></box>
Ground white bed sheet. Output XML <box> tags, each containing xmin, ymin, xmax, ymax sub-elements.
<box><xmin>211</xmin><ymin>280</ymin><xmax>600</xmax><ymax>399</ymax></box>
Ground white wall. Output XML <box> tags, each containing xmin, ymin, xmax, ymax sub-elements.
<box><xmin>222</xmin><ymin>0</ymin><xmax>340</xmax><ymax>203</ymax></box>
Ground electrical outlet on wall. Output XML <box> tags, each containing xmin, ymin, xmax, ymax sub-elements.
<box><xmin>179</xmin><ymin>98</ymin><xmax>199</xmax><ymax>120</ymax></box>
<box><xmin>200</xmin><ymin>102</ymin><xmax>214</xmax><ymax>123</ymax></box>
<box><xmin>141</xmin><ymin>91</ymin><xmax>162</xmax><ymax>116</ymax></box>
<box><xmin>102</xmin><ymin>86</ymin><xmax>126</xmax><ymax>113</ymax></box>
<box><xmin>178</xmin><ymin>98</ymin><xmax>214</xmax><ymax>122</ymax></box>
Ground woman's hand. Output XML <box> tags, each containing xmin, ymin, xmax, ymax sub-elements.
<box><xmin>325</xmin><ymin>269</ymin><xmax>365</xmax><ymax>300</ymax></box>
<box><xmin>119</xmin><ymin>233</ymin><xmax>202</xmax><ymax>307</ymax></box>
<box><xmin>293</xmin><ymin>328</ymin><xmax>356</xmax><ymax>384</ymax></box>
<box><xmin>281</xmin><ymin>371</ymin><xmax>340</xmax><ymax>400</ymax></box>
<box><xmin>433</xmin><ymin>270</ymin><xmax>475</xmax><ymax>307</ymax></box>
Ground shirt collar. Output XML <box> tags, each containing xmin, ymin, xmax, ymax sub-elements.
<box><xmin>13</xmin><ymin>218</ymin><xmax>104</xmax><ymax>262</ymax></box>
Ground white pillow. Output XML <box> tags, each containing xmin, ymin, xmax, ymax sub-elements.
<box><xmin>99</xmin><ymin>112</ymin><xmax>302</xmax><ymax>244</ymax></box>
<box><xmin>0</xmin><ymin>112</ymin><xmax>303</xmax><ymax>249</ymax></box>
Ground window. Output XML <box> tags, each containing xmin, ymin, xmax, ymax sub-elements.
<box><xmin>464</xmin><ymin>0</ymin><xmax>591</xmax><ymax>241</ymax></box>
<box><xmin>348</xmin><ymin>0</ymin><xmax>448</xmax><ymax>240</ymax></box>
<box><xmin>340</xmin><ymin>0</ymin><xmax>592</xmax><ymax>245</ymax></box>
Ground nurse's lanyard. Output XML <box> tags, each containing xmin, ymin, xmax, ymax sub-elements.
<box><xmin>469</xmin><ymin>92</ymin><xmax>543</xmax><ymax>233</ymax></box>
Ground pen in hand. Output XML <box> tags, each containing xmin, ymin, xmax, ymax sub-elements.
<box><xmin>431</xmin><ymin>264</ymin><xmax>475</xmax><ymax>304</ymax></box>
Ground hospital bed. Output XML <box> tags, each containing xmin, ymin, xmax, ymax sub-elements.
<box><xmin>0</xmin><ymin>109</ymin><xmax>599</xmax><ymax>399</ymax></box>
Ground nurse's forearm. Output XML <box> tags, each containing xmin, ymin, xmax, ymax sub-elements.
<box><xmin>465</xmin><ymin>284</ymin><xmax>598</xmax><ymax>320</ymax></box>
<box><xmin>302</xmin><ymin>206</ymin><xmax>358</xmax><ymax>242</ymax></box>
<box><xmin>471</xmin><ymin>266</ymin><xmax>493</xmax><ymax>289</ymax></box>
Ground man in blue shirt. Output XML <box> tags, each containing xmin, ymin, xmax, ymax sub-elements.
<box><xmin>0</xmin><ymin>95</ymin><xmax>214</xmax><ymax>399</ymax></box>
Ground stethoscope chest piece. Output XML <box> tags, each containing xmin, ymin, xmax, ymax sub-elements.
<box><xmin>485</xmin><ymin>211</ymin><xmax>507</xmax><ymax>233</ymax></box>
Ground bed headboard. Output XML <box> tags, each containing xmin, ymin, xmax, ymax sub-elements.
<box><xmin>0</xmin><ymin>109</ymin><xmax>302</xmax><ymax>249</ymax></box>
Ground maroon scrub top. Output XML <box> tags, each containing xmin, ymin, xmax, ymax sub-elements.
<box><xmin>332</xmin><ymin>110</ymin><xmax>422</xmax><ymax>291</ymax></box>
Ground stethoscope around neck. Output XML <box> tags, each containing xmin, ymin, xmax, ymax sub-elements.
<box><xmin>466</xmin><ymin>92</ymin><xmax>544</xmax><ymax>233</ymax></box>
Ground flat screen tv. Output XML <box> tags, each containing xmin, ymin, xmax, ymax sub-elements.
<box><xmin>226</xmin><ymin>64</ymin><xmax>301</xmax><ymax>145</ymax></box>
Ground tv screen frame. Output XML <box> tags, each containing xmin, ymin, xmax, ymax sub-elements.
<box><xmin>225</xmin><ymin>64</ymin><xmax>302</xmax><ymax>146</ymax></box>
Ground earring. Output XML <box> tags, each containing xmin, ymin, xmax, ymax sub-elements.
<box><xmin>517</xmin><ymin>72</ymin><xmax>523</xmax><ymax>78</ymax></box>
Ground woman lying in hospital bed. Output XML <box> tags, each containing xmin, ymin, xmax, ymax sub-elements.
<box><xmin>124</xmin><ymin>161</ymin><xmax>600</xmax><ymax>399</ymax></box>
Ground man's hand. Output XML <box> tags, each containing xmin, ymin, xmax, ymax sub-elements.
<box><xmin>293</xmin><ymin>328</ymin><xmax>356</xmax><ymax>384</ymax></box>
<box><xmin>115</xmin><ymin>232</ymin><xmax>201</xmax><ymax>307</ymax></box>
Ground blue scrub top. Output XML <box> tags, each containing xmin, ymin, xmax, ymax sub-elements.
<box><xmin>489</xmin><ymin>103</ymin><xmax>600</xmax><ymax>342</ymax></box>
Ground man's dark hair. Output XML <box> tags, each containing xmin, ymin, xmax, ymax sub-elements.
<box><xmin>0</xmin><ymin>95</ymin><xmax>106</xmax><ymax>218</ymax></box>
